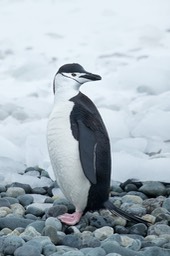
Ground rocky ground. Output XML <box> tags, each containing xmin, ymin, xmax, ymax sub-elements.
<box><xmin>1</xmin><ymin>167</ymin><xmax>170</xmax><ymax>256</ymax></box>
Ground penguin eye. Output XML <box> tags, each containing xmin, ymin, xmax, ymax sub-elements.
<box><xmin>71</xmin><ymin>73</ymin><xmax>76</xmax><ymax>77</ymax></box>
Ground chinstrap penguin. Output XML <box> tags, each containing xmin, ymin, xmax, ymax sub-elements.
<box><xmin>47</xmin><ymin>63</ymin><xmax>149</xmax><ymax>226</ymax></box>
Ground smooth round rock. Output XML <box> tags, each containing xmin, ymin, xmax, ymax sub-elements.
<box><xmin>121</xmin><ymin>195</ymin><xmax>143</xmax><ymax>204</ymax></box>
<box><xmin>45</xmin><ymin>217</ymin><xmax>62</xmax><ymax>231</ymax></box>
<box><xmin>62</xmin><ymin>235</ymin><xmax>82</xmax><ymax>249</ymax></box>
<box><xmin>20</xmin><ymin>226</ymin><xmax>41</xmax><ymax>239</ymax></box>
<box><xmin>85</xmin><ymin>247</ymin><xmax>106</xmax><ymax>256</ymax></box>
<box><xmin>0</xmin><ymin>206</ymin><xmax>12</xmax><ymax>217</ymax></box>
<box><xmin>46</xmin><ymin>205</ymin><xmax>68</xmax><ymax>217</ymax></box>
<box><xmin>94</xmin><ymin>226</ymin><xmax>114</xmax><ymax>240</ymax></box>
<box><xmin>18</xmin><ymin>195</ymin><xmax>34</xmax><ymax>207</ymax></box>
<box><xmin>0</xmin><ymin>217</ymin><xmax>33</xmax><ymax>230</ymax></box>
<box><xmin>142</xmin><ymin>246</ymin><xmax>170</xmax><ymax>256</ymax></box>
<box><xmin>101</xmin><ymin>241</ymin><xmax>140</xmax><ymax>256</ymax></box>
<box><xmin>2</xmin><ymin>235</ymin><xmax>25</xmax><ymax>255</ymax></box>
<box><xmin>0</xmin><ymin>198</ymin><xmax>11</xmax><ymax>207</ymax></box>
<box><xmin>139</xmin><ymin>182</ymin><xmax>166</xmax><ymax>196</ymax></box>
<box><xmin>11</xmin><ymin>203</ymin><xmax>25</xmax><ymax>216</ymax></box>
<box><xmin>63</xmin><ymin>251</ymin><xmax>84</xmax><ymax>256</ymax></box>
<box><xmin>129</xmin><ymin>223</ymin><xmax>147</xmax><ymax>236</ymax></box>
<box><xmin>148</xmin><ymin>224</ymin><xmax>170</xmax><ymax>236</ymax></box>
<box><xmin>6</xmin><ymin>187</ymin><xmax>25</xmax><ymax>198</ymax></box>
<box><xmin>28</xmin><ymin>220</ymin><xmax>45</xmax><ymax>233</ymax></box>
<box><xmin>162</xmin><ymin>198</ymin><xmax>170</xmax><ymax>212</ymax></box>
<box><xmin>42</xmin><ymin>225</ymin><xmax>60</xmax><ymax>245</ymax></box>
<box><xmin>10</xmin><ymin>182</ymin><xmax>32</xmax><ymax>193</ymax></box>
<box><xmin>32</xmin><ymin>187</ymin><xmax>47</xmax><ymax>195</ymax></box>
<box><xmin>43</xmin><ymin>244</ymin><xmax>57</xmax><ymax>256</ymax></box>
<box><xmin>26</xmin><ymin>206</ymin><xmax>44</xmax><ymax>217</ymax></box>
<box><xmin>14</xmin><ymin>244</ymin><xmax>41</xmax><ymax>256</ymax></box>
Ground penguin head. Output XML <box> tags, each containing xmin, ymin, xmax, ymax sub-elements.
<box><xmin>53</xmin><ymin>63</ymin><xmax>102</xmax><ymax>94</ymax></box>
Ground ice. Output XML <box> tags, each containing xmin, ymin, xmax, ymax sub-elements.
<box><xmin>0</xmin><ymin>0</ymin><xmax>170</xmax><ymax>183</ymax></box>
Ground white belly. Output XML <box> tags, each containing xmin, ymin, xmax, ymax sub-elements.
<box><xmin>47</xmin><ymin>101</ymin><xmax>90</xmax><ymax>212</ymax></box>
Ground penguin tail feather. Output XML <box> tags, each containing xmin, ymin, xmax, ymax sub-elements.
<box><xmin>104</xmin><ymin>200</ymin><xmax>151</xmax><ymax>226</ymax></box>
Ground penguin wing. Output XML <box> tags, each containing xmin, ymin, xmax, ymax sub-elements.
<box><xmin>70</xmin><ymin>92</ymin><xmax>111</xmax><ymax>185</ymax></box>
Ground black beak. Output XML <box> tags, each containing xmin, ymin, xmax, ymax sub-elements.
<box><xmin>80</xmin><ymin>72</ymin><xmax>102</xmax><ymax>81</ymax></box>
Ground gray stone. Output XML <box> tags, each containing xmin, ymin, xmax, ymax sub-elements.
<box><xmin>142</xmin><ymin>246</ymin><xmax>170</xmax><ymax>256</ymax></box>
<box><xmin>46</xmin><ymin>205</ymin><xmax>68</xmax><ymax>217</ymax></box>
<box><xmin>32</xmin><ymin>236</ymin><xmax>52</xmax><ymax>247</ymax></box>
<box><xmin>45</xmin><ymin>217</ymin><xmax>62</xmax><ymax>231</ymax></box>
<box><xmin>106</xmin><ymin>254</ymin><xmax>122</xmax><ymax>256</ymax></box>
<box><xmin>11</xmin><ymin>203</ymin><xmax>25</xmax><ymax>216</ymax></box>
<box><xmin>0</xmin><ymin>198</ymin><xmax>11</xmax><ymax>207</ymax></box>
<box><xmin>43</xmin><ymin>244</ymin><xmax>57</xmax><ymax>256</ymax></box>
<box><xmin>32</xmin><ymin>187</ymin><xmax>47</xmax><ymax>194</ymax></box>
<box><xmin>101</xmin><ymin>241</ymin><xmax>142</xmax><ymax>256</ymax></box>
<box><xmin>63</xmin><ymin>251</ymin><xmax>84</xmax><ymax>256</ymax></box>
<box><xmin>148</xmin><ymin>224</ymin><xmax>170</xmax><ymax>236</ymax></box>
<box><xmin>139</xmin><ymin>181</ymin><xmax>166</xmax><ymax>196</ymax></box>
<box><xmin>18</xmin><ymin>195</ymin><xmax>34</xmax><ymax>207</ymax></box>
<box><xmin>62</xmin><ymin>234</ymin><xmax>82</xmax><ymax>249</ymax></box>
<box><xmin>28</xmin><ymin>220</ymin><xmax>45</xmax><ymax>233</ymax></box>
<box><xmin>26</xmin><ymin>205</ymin><xmax>45</xmax><ymax>217</ymax></box>
<box><xmin>53</xmin><ymin>198</ymin><xmax>75</xmax><ymax>212</ymax></box>
<box><xmin>42</xmin><ymin>225</ymin><xmax>60</xmax><ymax>245</ymax></box>
<box><xmin>20</xmin><ymin>226</ymin><xmax>41</xmax><ymax>239</ymax></box>
<box><xmin>14</xmin><ymin>244</ymin><xmax>41</xmax><ymax>256</ymax></box>
<box><xmin>81</xmin><ymin>232</ymin><xmax>101</xmax><ymax>248</ymax></box>
<box><xmin>25</xmin><ymin>239</ymin><xmax>42</xmax><ymax>253</ymax></box>
<box><xmin>6</xmin><ymin>187</ymin><xmax>25</xmax><ymax>197</ymax></box>
<box><xmin>121</xmin><ymin>195</ymin><xmax>143</xmax><ymax>204</ymax></box>
<box><xmin>0</xmin><ymin>217</ymin><xmax>33</xmax><ymax>230</ymax></box>
<box><xmin>0</xmin><ymin>206</ymin><xmax>12</xmax><ymax>217</ymax></box>
<box><xmin>4</xmin><ymin>196</ymin><xmax>19</xmax><ymax>204</ymax></box>
<box><xmin>10</xmin><ymin>182</ymin><xmax>32</xmax><ymax>193</ymax></box>
<box><xmin>2</xmin><ymin>235</ymin><xmax>25</xmax><ymax>255</ymax></box>
<box><xmin>89</xmin><ymin>215</ymin><xmax>110</xmax><ymax>228</ymax></box>
<box><xmin>129</xmin><ymin>223</ymin><xmax>147</xmax><ymax>236</ymax></box>
<box><xmin>121</xmin><ymin>203</ymin><xmax>146</xmax><ymax>216</ymax></box>
<box><xmin>94</xmin><ymin>226</ymin><xmax>114</xmax><ymax>240</ymax></box>
<box><xmin>163</xmin><ymin>198</ymin><xmax>170</xmax><ymax>212</ymax></box>
<box><xmin>85</xmin><ymin>247</ymin><xmax>106</xmax><ymax>256</ymax></box>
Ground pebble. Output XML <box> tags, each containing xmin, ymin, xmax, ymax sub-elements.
<box><xmin>28</xmin><ymin>220</ymin><xmax>45</xmax><ymax>233</ymax></box>
<box><xmin>10</xmin><ymin>182</ymin><xmax>32</xmax><ymax>193</ymax></box>
<box><xmin>2</xmin><ymin>174</ymin><xmax>170</xmax><ymax>256</ymax></box>
<box><xmin>20</xmin><ymin>226</ymin><xmax>41</xmax><ymax>240</ymax></box>
<box><xmin>42</xmin><ymin>225</ymin><xmax>60</xmax><ymax>245</ymax></box>
<box><xmin>162</xmin><ymin>198</ymin><xmax>170</xmax><ymax>212</ymax></box>
<box><xmin>1</xmin><ymin>235</ymin><xmax>25</xmax><ymax>255</ymax></box>
<box><xmin>0</xmin><ymin>216</ymin><xmax>33</xmax><ymax>230</ymax></box>
<box><xmin>129</xmin><ymin>223</ymin><xmax>147</xmax><ymax>236</ymax></box>
<box><xmin>11</xmin><ymin>203</ymin><xmax>25</xmax><ymax>216</ymax></box>
<box><xmin>121</xmin><ymin>195</ymin><xmax>143</xmax><ymax>204</ymax></box>
<box><xmin>139</xmin><ymin>181</ymin><xmax>166</xmax><ymax>196</ymax></box>
<box><xmin>0</xmin><ymin>198</ymin><xmax>11</xmax><ymax>207</ymax></box>
<box><xmin>43</xmin><ymin>243</ymin><xmax>57</xmax><ymax>256</ymax></box>
<box><xmin>148</xmin><ymin>224</ymin><xmax>170</xmax><ymax>236</ymax></box>
<box><xmin>6</xmin><ymin>187</ymin><xmax>25</xmax><ymax>197</ymax></box>
<box><xmin>26</xmin><ymin>205</ymin><xmax>45</xmax><ymax>217</ymax></box>
<box><xmin>94</xmin><ymin>226</ymin><xmax>114</xmax><ymax>240</ymax></box>
<box><xmin>45</xmin><ymin>216</ymin><xmax>62</xmax><ymax>231</ymax></box>
<box><xmin>14</xmin><ymin>244</ymin><xmax>41</xmax><ymax>256</ymax></box>
<box><xmin>18</xmin><ymin>194</ymin><xmax>34</xmax><ymax>206</ymax></box>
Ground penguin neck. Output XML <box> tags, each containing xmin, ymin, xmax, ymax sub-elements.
<box><xmin>54</xmin><ymin>80</ymin><xmax>81</xmax><ymax>103</ymax></box>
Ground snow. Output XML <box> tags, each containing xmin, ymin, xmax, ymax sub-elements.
<box><xmin>0</xmin><ymin>0</ymin><xmax>170</xmax><ymax>184</ymax></box>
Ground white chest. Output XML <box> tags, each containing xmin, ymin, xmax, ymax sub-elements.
<box><xmin>47</xmin><ymin>101</ymin><xmax>90</xmax><ymax>211</ymax></box>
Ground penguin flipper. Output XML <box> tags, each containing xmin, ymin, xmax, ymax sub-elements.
<box><xmin>104</xmin><ymin>200</ymin><xmax>151</xmax><ymax>226</ymax></box>
<box><xmin>77</xmin><ymin>120</ymin><xmax>97</xmax><ymax>184</ymax></box>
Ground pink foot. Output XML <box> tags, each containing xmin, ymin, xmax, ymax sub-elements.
<box><xmin>58</xmin><ymin>212</ymin><xmax>83</xmax><ymax>225</ymax></box>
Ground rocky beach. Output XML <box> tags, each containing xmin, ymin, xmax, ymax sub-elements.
<box><xmin>0</xmin><ymin>167</ymin><xmax>170</xmax><ymax>256</ymax></box>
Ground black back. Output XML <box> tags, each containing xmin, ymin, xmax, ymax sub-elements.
<box><xmin>70</xmin><ymin>92</ymin><xmax>111</xmax><ymax>211</ymax></box>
